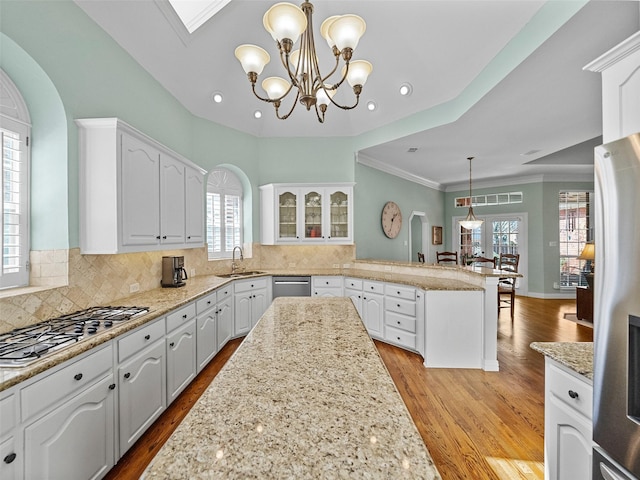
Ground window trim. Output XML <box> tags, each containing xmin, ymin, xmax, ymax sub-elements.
<box><xmin>206</xmin><ymin>168</ymin><xmax>243</xmax><ymax>260</ymax></box>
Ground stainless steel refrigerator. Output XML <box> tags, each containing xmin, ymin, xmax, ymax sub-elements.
<box><xmin>593</xmin><ymin>133</ymin><xmax>640</xmax><ymax>480</ymax></box>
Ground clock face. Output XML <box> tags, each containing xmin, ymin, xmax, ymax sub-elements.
<box><xmin>381</xmin><ymin>201</ymin><xmax>402</xmax><ymax>239</ymax></box>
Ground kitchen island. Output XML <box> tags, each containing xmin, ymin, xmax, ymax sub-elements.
<box><xmin>142</xmin><ymin>297</ymin><xmax>441</xmax><ymax>479</ymax></box>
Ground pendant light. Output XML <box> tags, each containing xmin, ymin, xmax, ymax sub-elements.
<box><xmin>459</xmin><ymin>157</ymin><xmax>484</xmax><ymax>230</ymax></box>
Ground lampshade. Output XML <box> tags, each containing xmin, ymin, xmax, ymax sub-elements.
<box><xmin>320</xmin><ymin>15</ymin><xmax>340</xmax><ymax>48</ymax></box>
<box><xmin>343</xmin><ymin>60</ymin><xmax>373</xmax><ymax>87</ymax></box>
<box><xmin>234</xmin><ymin>45</ymin><xmax>270</xmax><ymax>75</ymax></box>
<box><xmin>316</xmin><ymin>85</ymin><xmax>336</xmax><ymax>107</ymax></box>
<box><xmin>263</xmin><ymin>2</ymin><xmax>307</xmax><ymax>44</ymax></box>
<box><xmin>578</xmin><ymin>242</ymin><xmax>595</xmax><ymax>260</ymax></box>
<box><xmin>327</xmin><ymin>14</ymin><xmax>366</xmax><ymax>52</ymax></box>
<box><xmin>262</xmin><ymin>77</ymin><xmax>290</xmax><ymax>100</ymax></box>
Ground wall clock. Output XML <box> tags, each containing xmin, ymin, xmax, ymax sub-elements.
<box><xmin>381</xmin><ymin>201</ymin><xmax>402</xmax><ymax>239</ymax></box>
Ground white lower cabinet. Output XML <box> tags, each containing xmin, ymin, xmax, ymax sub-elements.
<box><xmin>216</xmin><ymin>288</ymin><xmax>234</xmax><ymax>351</ymax></box>
<box><xmin>0</xmin><ymin>391</ymin><xmax>19</xmax><ymax>480</ymax></box>
<box><xmin>312</xmin><ymin>276</ymin><xmax>343</xmax><ymax>297</ymax></box>
<box><xmin>166</xmin><ymin>319</ymin><xmax>196</xmax><ymax>404</ymax></box>
<box><xmin>362</xmin><ymin>281</ymin><xmax>385</xmax><ymax>339</ymax></box>
<box><xmin>196</xmin><ymin>291</ymin><xmax>218</xmax><ymax>373</ymax></box>
<box><xmin>234</xmin><ymin>278</ymin><xmax>269</xmax><ymax>335</ymax></box>
<box><xmin>544</xmin><ymin>358</ymin><xmax>593</xmax><ymax>480</ymax></box>
<box><xmin>118</xmin><ymin>336</ymin><xmax>166</xmax><ymax>457</ymax></box>
<box><xmin>21</xmin><ymin>344</ymin><xmax>115</xmax><ymax>480</ymax></box>
<box><xmin>0</xmin><ymin>435</ymin><xmax>18</xmax><ymax>480</ymax></box>
<box><xmin>24</xmin><ymin>375</ymin><xmax>115</xmax><ymax>480</ymax></box>
<box><xmin>384</xmin><ymin>284</ymin><xmax>419</xmax><ymax>352</ymax></box>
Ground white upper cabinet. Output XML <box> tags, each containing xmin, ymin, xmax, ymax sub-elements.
<box><xmin>259</xmin><ymin>183</ymin><xmax>354</xmax><ymax>245</ymax></box>
<box><xmin>76</xmin><ymin>118</ymin><xmax>206</xmax><ymax>254</ymax></box>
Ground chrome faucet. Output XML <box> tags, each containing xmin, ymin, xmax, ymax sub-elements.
<box><xmin>231</xmin><ymin>246</ymin><xmax>244</xmax><ymax>274</ymax></box>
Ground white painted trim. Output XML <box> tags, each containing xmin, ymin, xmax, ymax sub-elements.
<box><xmin>356</xmin><ymin>152</ymin><xmax>444</xmax><ymax>191</ymax></box>
<box><xmin>445</xmin><ymin>173</ymin><xmax>594</xmax><ymax>192</ymax></box>
<box><xmin>583</xmin><ymin>31</ymin><xmax>640</xmax><ymax>73</ymax></box>
<box><xmin>0</xmin><ymin>69</ymin><xmax>31</xmax><ymax>124</ymax></box>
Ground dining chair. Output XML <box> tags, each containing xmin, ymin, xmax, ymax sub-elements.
<box><xmin>497</xmin><ymin>253</ymin><xmax>520</xmax><ymax>319</ymax></box>
<box><xmin>436</xmin><ymin>251</ymin><xmax>458</xmax><ymax>264</ymax></box>
<box><xmin>469</xmin><ymin>256</ymin><xmax>496</xmax><ymax>268</ymax></box>
<box><xmin>417</xmin><ymin>252</ymin><xmax>425</xmax><ymax>263</ymax></box>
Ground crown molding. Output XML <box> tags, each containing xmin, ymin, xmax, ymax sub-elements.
<box><xmin>583</xmin><ymin>31</ymin><xmax>640</xmax><ymax>73</ymax></box>
<box><xmin>445</xmin><ymin>173</ymin><xmax>594</xmax><ymax>192</ymax></box>
<box><xmin>355</xmin><ymin>152</ymin><xmax>444</xmax><ymax>191</ymax></box>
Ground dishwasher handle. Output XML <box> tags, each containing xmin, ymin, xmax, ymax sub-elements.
<box><xmin>273</xmin><ymin>280</ymin><xmax>310</xmax><ymax>285</ymax></box>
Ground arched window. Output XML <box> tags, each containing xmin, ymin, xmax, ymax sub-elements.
<box><xmin>207</xmin><ymin>168</ymin><xmax>243</xmax><ymax>259</ymax></box>
<box><xmin>0</xmin><ymin>69</ymin><xmax>31</xmax><ymax>288</ymax></box>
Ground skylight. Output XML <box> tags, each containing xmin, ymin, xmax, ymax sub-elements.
<box><xmin>167</xmin><ymin>0</ymin><xmax>232</xmax><ymax>34</ymax></box>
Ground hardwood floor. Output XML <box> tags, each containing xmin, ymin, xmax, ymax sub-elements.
<box><xmin>105</xmin><ymin>296</ymin><xmax>592</xmax><ymax>479</ymax></box>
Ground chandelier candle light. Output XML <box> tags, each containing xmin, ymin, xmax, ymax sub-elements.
<box><xmin>234</xmin><ymin>1</ymin><xmax>373</xmax><ymax>123</ymax></box>
<box><xmin>459</xmin><ymin>157</ymin><xmax>484</xmax><ymax>230</ymax></box>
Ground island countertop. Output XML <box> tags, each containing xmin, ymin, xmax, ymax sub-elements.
<box><xmin>142</xmin><ymin>297</ymin><xmax>441</xmax><ymax>479</ymax></box>
<box><xmin>530</xmin><ymin>342</ymin><xmax>593</xmax><ymax>380</ymax></box>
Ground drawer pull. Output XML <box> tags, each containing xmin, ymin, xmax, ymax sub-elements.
<box><xmin>182</xmin><ymin>314</ymin><xmax>187</xmax><ymax>319</ymax></box>
<box><xmin>397</xmin><ymin>337</ymin><xmax>401</xmax><ymax>341</ymax></box>
<box><xmin>144</xmin><ymin>334</ymin><xmax>151</xmax><ymax>340</ymax></box>
<box><xmin>568</xmin><ymin>390</ymin><xmax>579</xmax><ymax>399</ymax></box>
<box><xmin>397</xmin><ymin>304</ymin><xmax>401</xmax><ymax>308</ymax></box>
<box><xmin>74</xmin><ymin>373</ymin><xmax>83</xmax><ymax>381</ymax></box>
<box><xmin>397</xmin><ymin>291</ymin><xmax>400</xmax><ymax>295</ymax></box>
<box><xmin>169</xmin><ymin>342</ymin><xmax>175</xmax><ymax>347</ymax></box>
<box><xmin>207</xmin><ymin>300</ymin><xmax>211</xmax><ymax>305</ymax></box>
<box><xmin>397</xmin><ymin>321</ymin><xmax>401</xmax><ymax>325</ymax></box>
<box><xmin>3</xmin><ymin>453</ymin><xmax>16</xmax><ymax>464</ymax></box>
<box><xmin>108</xmin><ymin>383</ymin><xmax>116</xmax><ymax>390</ymax></box>
<box><xmin>124</xmin><ymin>372</ymin><xmax>131</xmax><ymax>379</ymax></box>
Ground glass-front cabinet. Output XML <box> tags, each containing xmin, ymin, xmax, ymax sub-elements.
<box><xmin>260</xmin><ymin>183</ymin><xmax>354</xmax><ymax>245</ymax></box>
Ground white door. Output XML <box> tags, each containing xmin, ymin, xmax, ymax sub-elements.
<box><xmin>453</xmin><ymin>213</ymin><xmax>528</xmax><ymax>295</ymax></box>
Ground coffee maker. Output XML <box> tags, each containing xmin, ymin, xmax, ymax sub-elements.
<box><xmin>161</xmin><ymin>256</ymin><xmax>188</xmax><ymax>288</ymax></box>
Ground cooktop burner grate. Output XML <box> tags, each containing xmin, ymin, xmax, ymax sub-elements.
<box><xmin>0</xmin><ymin>306</ymin><xmax>149</xmax><ymax>367</ymax></box>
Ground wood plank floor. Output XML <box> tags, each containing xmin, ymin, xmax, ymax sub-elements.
<box><xmin>105</xmin><ymin>296</ymin><xmax>593</xmax><ymax>479</ymax></box>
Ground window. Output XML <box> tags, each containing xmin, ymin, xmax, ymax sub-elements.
<box><xmin>0</xmin><ymin>70</ymin><xmax>30</xmax><ymax>289</ymax></box>
<box><xmin>206</xmin><ymin>168</ymin><xmax>242</xmax><ymax>259</ymax></box>
<box><xmin>455</xmin><ymin>191</ymin><xmax>523</xmax><ymax>208</ymax></box>
<box><xmin>559</xmin><ymin>191</ymin><xmax>592</xmax><ymax>288</ymax></box>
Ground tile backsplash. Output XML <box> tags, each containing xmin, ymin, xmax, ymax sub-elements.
<box><xmin>0</xmin><ymin>244</ymin><xmax>355</xmax><ymax>333</ymax></box>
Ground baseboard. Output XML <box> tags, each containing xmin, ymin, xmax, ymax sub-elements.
<box><xmin>526</xmin><ymin>292</ymin><xmax>575</xmax><ymax>300</ymax></box>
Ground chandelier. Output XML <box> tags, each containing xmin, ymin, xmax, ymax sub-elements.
<box><xmin>459</xmin><ymin>157</ymin><xmax>484</xmax><ymax>230</ymax></box>
<box><xmin>234</xmin><ymin>1</ymin><xmax>373</xmax><ymax>123</ymax></box>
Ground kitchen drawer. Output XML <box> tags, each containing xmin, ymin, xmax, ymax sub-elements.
<box><xmin>234</xmin><ymin>277</ymin><xmax>268</xmax><ymax>293</ymax></box>
<box><xmin>0</xmin><ymin>392</ymin><xmax>16</xmax><ymax>435</ymax></box>
<box><xmin>548</xmin><ymin>360</ymin><xmax>593</xmax><ymax>420</ymax></box>
<box><xmin>385</xmin><ymin>297</ymin><xmax>416</xmax><ymax>316</ymax></box>
<box><xmin>385</xmin><ymin>284</ymin><xmax>416</xmax><ymax>301</ymax></box>
<box><xmin>21</xmin><ymin>343</ymin><xmax>113</xmax><ymax>422</ymax></box>
<box><xmin>385</xmin><ymin>310</ymin><xmax>417</xmax><ymax>333</ymax></box>
<box><xmin>167</xmin><ymin>303</ymin><xmax>197</xmax><ymax>333</ymax></box>
<box><xmin>363</xmin><ymin>281</ymin><xmax>385</xmax><ymax>295</ymax></box>
<box><xmin>118</xmin><ymin>318</ymin><xmax>166</xmax><ymax>362</ymax></box>
<box><xmin>385</xmin><ymin>325</ymin><xmax>417</xmax><ymax>351</ymax></box>
<box><xmin>196</xmin><ymin>292</ymin><xmax>217</xmax><ymax>314</ymax></box>
<box><xmin>345</xmin><ymin>278</ymin><xmax>362</xmax><ymax>290</ymax></box>
<box><xmin>313</xmin><ymin>276</ymin><xmax>342</xmax><ymax>288</ymax></box>
<box><xmin>216</xmin><ymin>286</ymin><xmax>232</xmax><ymax>302</ymax></box>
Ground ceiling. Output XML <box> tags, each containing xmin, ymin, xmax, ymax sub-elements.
<box><xmin>74</xmin><ymin>0</ymin><xmax>639</xmax><ymax>188</ymax></box>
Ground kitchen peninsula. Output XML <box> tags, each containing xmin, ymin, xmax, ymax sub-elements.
<box><xmin>142</xmin><ymin>297</ymin><xmax>441</xmax><ymax>479</ymax></box>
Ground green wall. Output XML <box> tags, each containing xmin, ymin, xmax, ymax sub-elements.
<box><xmin>355</xmin><ymin>163</ymin><xmax>444</xmax><ymax>261</ymax></box>
<box><xmin>444</xmin><ymin>180</ymin><xmax>594</xmax><ymax>296</ymax></box>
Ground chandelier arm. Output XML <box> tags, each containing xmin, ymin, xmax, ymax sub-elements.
<box><xmin>274</xmin><ymin>89</ymin><xmax>301</xmax><ymax>120</ymax></box>
<box><xmin>326</xmin><ymin>90</ymin><xmax>360</xmax><ymax>110</ymax></box>
<box><xmin>277</xmin><ymin>48</ymin><xmax>301</xmax><ymax>87</ymax></box>
<box><xmin>313</xmin><ymin>102</ymin><xmax>326</xmax><ymax>123</ymax></box>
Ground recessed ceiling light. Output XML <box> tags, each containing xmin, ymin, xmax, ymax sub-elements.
<box><xmin>399</xmin><ymin>83</ymin><xmax>413</xmax><ymax>96</ymax></box>
<box><xmin>366</xmin><ymin>101</ymin><xmax>377</xmax><ymax>111</ymax></box>
<box><xmin>520</xmin><ymin>149</ymin><xmax>541</xmax><ymax>156</ymax></box>
<box><xmin>254</xmin><ymin>110</ymin><xmax>262</xmax><ymax>119</ymax></box>
<box><xmin>211</xmin><ymin>92</ymin><xmax>223</xmax><ymax>103</ymax></box>
<box><xmin>407</xmin><ymin>147</ymin><xmax>418</xmax><ymax>153</ymax></box>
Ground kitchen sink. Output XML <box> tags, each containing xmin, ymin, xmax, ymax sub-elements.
<box><xmin>217</xmin><ymin>271</ymin><xmax>266</xmax><ymax>278</ymax></box>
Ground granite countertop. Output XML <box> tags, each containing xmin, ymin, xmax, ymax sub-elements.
<box><xmin>0</xmin><ymin>267</ymin><xmax>481</xmax><ymax>392</ymax></box>
<box><xmin>530</xmin><ymin>342</ymin><xmax>593</xmax><ymax>380</ymax></box>
<box><xmin>142</xmin><ymin>297</ymin><xmax>441</xmax><ymax>479</ymax></box>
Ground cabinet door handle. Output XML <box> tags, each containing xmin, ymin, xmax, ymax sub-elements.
<box><xmin>144</xmin><ymin>334</ymin><xmax>151</xmax><ymax>340</ymax></box>
<box><xmin>162</xmin><ymin>235</ymin><xmax>167</xmax><ymax>239</ymax></box>
<box><xmin>156</xmin><ymin>235</ymin><xmax>161</xmax><ymax>239</ymax></box>
<box><xmin>108</xmin><ymin>383</ymin><xmax>116</xmax><ymax>390</ymax></box>
<box><xmin>124</xmin><ymin>372</ymin><xmax>131</xmax><ymax>379</ymax></box>
<box><xmin>169</xmin><ymin>342</ymin><xmax>175</xmax><ymax>347</ymax></box>
<box><xmin>74</xmin><ymin>373</ymin><xmax>83</xmax><ymax>381</ymax></box>
<box><xmin>397</xmin><ymin>304</ymin><xmax>401</xmax><ymax>308</ymax></box>
<box><xmin>397</xmin><ymin>337</ymin><xmax>401</xmax><ymax>341</ymax></box>
<box><xmin>3</xmin><ymin>453</ymin><xmax>16</xmax><ymax>464</ymax></box>
<box><xmin>207</xmin><ymin>300</ymin><xmax>211</xmax><ymax>305</ymax></box>
<box><xmin>568</xmin><ymin>390</ymin><xmax>579</xmax><ymax>399</ymax></box>
<box><xmin>182</xmin><ymin>314</ymin><xmax>187</xmax><ymax>319</ymax></box>
<box><xmin>397</xmin><ymin>321</ymin><xmax>401</xmax><ymax>325</ymax></box>
<box><xmin>187</xmin><ymin>236</ymin><xmax>191</xmax><ymax>239</ymax></box>
<box><xmin>397</xmin><ymin>291</ymin><xmax>400</xmax><ymax>295</ymax></box>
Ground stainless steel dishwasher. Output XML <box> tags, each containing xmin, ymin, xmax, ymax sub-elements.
<box><xmin>272</xmin><ymin>276</ymin><xmax>311</xmax><ymax>298</ymax></box>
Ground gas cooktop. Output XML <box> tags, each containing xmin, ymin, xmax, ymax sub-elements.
<box><xmin>0</xmin><ymin>306</ymin><xmax>149</xmax><ymax>368</ymax></box>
